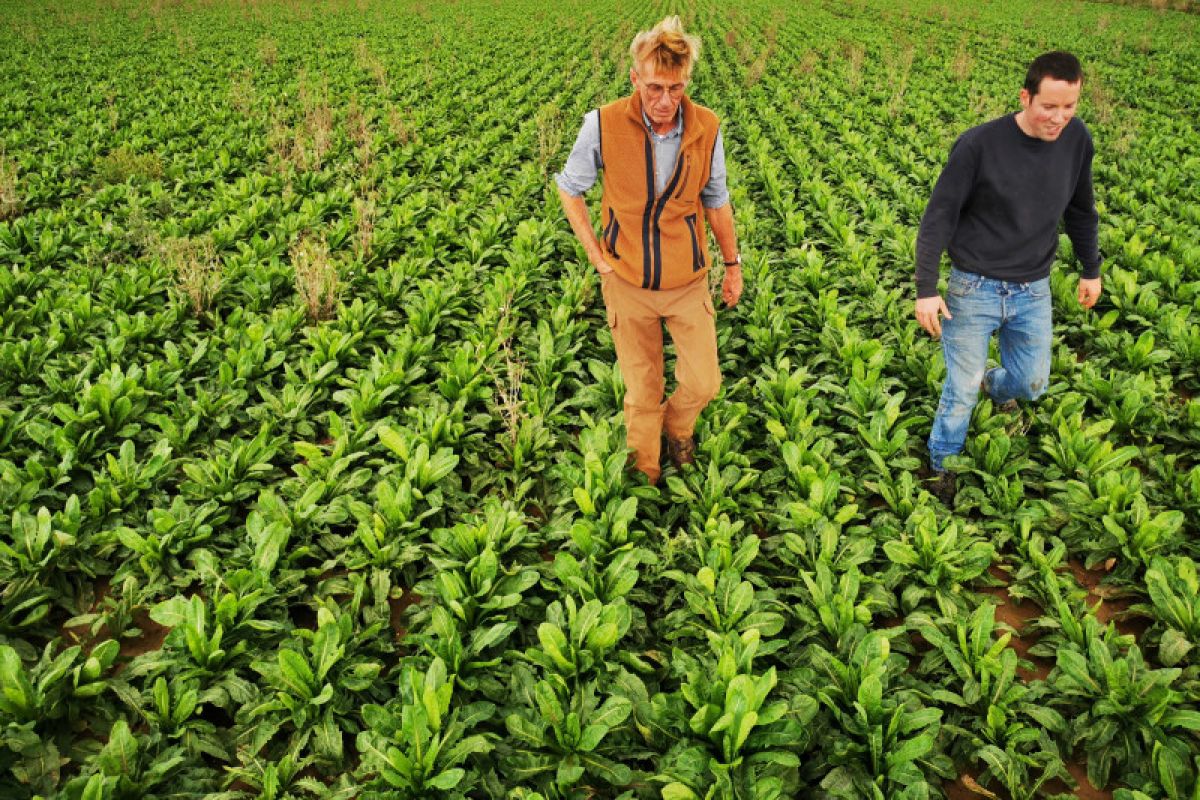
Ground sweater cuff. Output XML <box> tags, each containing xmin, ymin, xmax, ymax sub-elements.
<box><xmin>1080</xmin><ymin>258</ymin><xmax>1102</xmax><ymax>281</ymax></box>
<box><xmin>916</xmin><ymin>278</ymin><xmax>940</xmax><ymax>299</ymax></box>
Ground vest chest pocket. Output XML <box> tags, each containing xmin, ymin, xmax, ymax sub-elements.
<box><xmin>603</xmin><ymin>208</ymin><xmax>621</xmax><ymax>259</ymax></box>
<box><xmin>684</xmin><ymin>213</ymin><xmax>705</xmax><ymax>272</ymax></box>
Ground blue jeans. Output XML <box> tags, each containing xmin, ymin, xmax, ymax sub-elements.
<box><xmin>927</xmin><ymin>268</ymin><xmax>1053</xmax><ymax>471</ymax></box>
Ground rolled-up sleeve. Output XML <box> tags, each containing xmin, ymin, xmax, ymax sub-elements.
<box><xmin>700</xmin><ymin>128</ymin><xmax>729</xmax><ymax>208</ymax></box>
<box><xmin>554</xmin><ymin>110</ymin><xmax>603</xmax><ymax>196</ymax></box>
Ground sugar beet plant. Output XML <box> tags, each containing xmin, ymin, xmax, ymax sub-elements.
<box><xmin>1</xmin><ymin>0</ymin><xmax>1199</xmax><ymax>796</ymax></box>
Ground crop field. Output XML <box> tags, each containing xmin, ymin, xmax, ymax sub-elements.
<box><xmin>1</xmin><ymin>0</ymin><xmax>1199</xmax><ymax>797</ymax></box>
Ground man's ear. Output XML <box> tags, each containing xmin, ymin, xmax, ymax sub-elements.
<box><xmin>1018</xmin><ymin>87</ymin><xmax>1032</xmax><ymax>110</ymax></box>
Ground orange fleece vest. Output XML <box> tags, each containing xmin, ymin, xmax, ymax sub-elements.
<box><xmin>598</xmin><ymin>93</ymin><xmax>720</xmax><ymax>291</ymax></box>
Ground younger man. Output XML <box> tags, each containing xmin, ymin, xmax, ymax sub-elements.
<box><xmin>915</xmin><ymin>51</ymin><xmax>1103</xmax><ymax>501</ymax></box>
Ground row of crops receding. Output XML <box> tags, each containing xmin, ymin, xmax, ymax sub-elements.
<box><xmin>1</xmin><ymin>0</ymin><xmax>1198</xmax><ymax>797</ymax></box>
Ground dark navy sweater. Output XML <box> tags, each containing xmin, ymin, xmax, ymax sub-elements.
<box><xmin>915</xmin><ymin>114</ymin><xmax>1102</xmax><ymax>299</ymax></box>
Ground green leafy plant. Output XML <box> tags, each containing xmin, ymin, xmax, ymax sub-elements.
<box><xmin>813</xmin><ymin>632</ymin><xmax>952</xmax><ymax>798</ymax></box>
<box><xmin>881</xmin><ymin>507</ymin><xmax>994</xmax><ymax>614</ymax></box>
<box><xmin>1049</xmin><ymin>637</ymin><xmax>1200</xmax><ymax>789</ymax></box>
<box><xmin>356</xmin><ymin>656</ymin><xmax>495</xmax><ymax>796</ymax></box>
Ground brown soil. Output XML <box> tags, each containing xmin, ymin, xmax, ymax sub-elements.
<box><xmin>947</xmin><ymin>760</ymin><xmax>1113</xmax><ymax>799</ymax></box>
<box><xmin>1065</xmin><ymin>559</ymin><xmax>1107</xmax><ymax>592</ymax></box>
<box><xmin>116</xmin><ymin>611</ymin><xmax>170</xmax><ymax>669</ymax></box>
<box><xmin>974</xmin><ymin>563</ymin><xmax>1054</xmax><ymax>681</ymax></box>
<box><xmin>1043</xmin><ymin>761</ymin><xmax>1113</xmax><ymax>799</ymax></box>
<box><xmin>60</xmin><ymin>578</ymin><xmax>170</xmax><ymax>671</ymax></box>
<box><xmin>978</xmin><ymin>583</ymin><xmax>1052</xmax><ymax>682</ymax></box>
<box><xmin>1065</xmin><ymin>559</ymin><xmax>1152</xmax><ymax>639</ymax></box>
<box><xmin>60</xmin><ymin>577</ymin><xmax>114</xmax><ymax>646</ymax></box>
<box><xmin>388</xmin><ymin>589</ymin><xmax>422</xmax><ymax>641</ymax></box>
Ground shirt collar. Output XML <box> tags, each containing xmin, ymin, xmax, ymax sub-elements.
<box><xmin>641</xmin><ymin>108</ymin><xmax>683</xmax><ymax>140</ymax></box>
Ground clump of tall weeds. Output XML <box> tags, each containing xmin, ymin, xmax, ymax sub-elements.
<box><xmin>291</xmin><ymin>234</ymin><xmax>339</xmax><ymax>321</ymax></box>
<box><xmin>162</xmin><ymin>236</ymin><xmax>221</xmax><ymax>317</ymax></box>
<box><xmin>95</xmin><ymin>145</ymin><xmax>164</xmax><ymax>186</ymax></box>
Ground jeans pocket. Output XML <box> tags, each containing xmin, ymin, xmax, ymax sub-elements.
<box><xmin>947</xmin><ymin>271</ymin><xmax>981</xmax><ymax>297</ymax></box>
<box><xmin>1027</xmin><ymin>277</ymin><xmax>1052</xmax><ymax>298</ymax></box>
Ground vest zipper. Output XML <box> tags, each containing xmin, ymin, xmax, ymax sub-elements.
<box><xmin>685</xmin><ymin>213</ymin><xmax>703</xmax><ymax>271</ymax></box>
<box><xmin>644</xmin><ymin>129</ymin><xmax>688</xmax><ymax>290</ymax></box>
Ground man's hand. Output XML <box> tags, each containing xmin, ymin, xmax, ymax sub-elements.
<box><xmin>593</xmin><ymin>257</ymin><xmax>615</xmax><ymax>275</ymax></box>
<box><xmin>915</xmin><ymin>295</ymin><xmax>952</xmax><ymax>338</ymax></box>
<box><xmin>722</xmin><ymin>265</ymin><xmax>743</xmax><ymax>307</ymax></box>
<box><xmin>1078</xmin><ymin>277</ymin><xmax>1102</xmax><ymax>309</ymax></box>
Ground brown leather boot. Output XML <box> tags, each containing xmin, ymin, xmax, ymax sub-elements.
<box><xmin>666</xmin><ymin>436</ymin><xmax>697</xmax><ymax>468</ymax></box>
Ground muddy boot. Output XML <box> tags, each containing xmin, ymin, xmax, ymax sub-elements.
<box><xmin>928</xmin><ymin>471</ymin><xmax>957</xmax><ymax>505</ymax></box>
<box><xmin>981</xmin><ymin>371</ymin><xmax>1019</xmax><ymax>414</ymax></box>
<box><xmin>666</xmin><ymin>436</ymin><xmax>697</xmax><ymax>469</ymax></box>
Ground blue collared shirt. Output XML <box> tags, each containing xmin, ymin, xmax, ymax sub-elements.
<box><xmin>555</xmin><ymin>107</ymin><xmax>730</xmax><ymax>208</ymax></box>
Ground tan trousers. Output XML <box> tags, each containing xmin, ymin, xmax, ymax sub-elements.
<box><xmin>600</xmin><ymin>272</ymin><xmax>721</xmax><ymax>483</ymax></box>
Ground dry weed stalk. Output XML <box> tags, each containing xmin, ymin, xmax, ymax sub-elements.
<box><xmin>610</xmin><ymin>21</ymin><xmax>633</xmax><ymax>65</ymax></box>
<box><xmin>346</xmin><ymin>97</ymin><xmax>374</xmax><ymax>150</ymax></box>
<box><xmin>292</xmin><ymin>235</ymin><xmax>339</xmax><ymax>321</ymax></box>
<box><xmin>489</xmin><ymin>293</ymin><xmax>525</xmax><ymax>446</ymax></box>
<box><xmin>534</xmin><ymin>103</ymin><xmax>563</xmax><ymax>175</ymax></box>
<box><xmin>796</xmin><ymin>50</ymin><xmax>819</xmax><ymax>76</ymax></box>
<box><xmin>105</xmin><ymin>92</ymin><xmax>119</xmax><ymax>132</ymax></box>
<box><xmin>950</xmin><ymin>38</ymin><xmax>972</xmax><ymax>81</ymax></box>
<box><xmin>123</xmin><ymin>192</ymin><xmax>158</xmax><ymax>255</ymax></box>
<box><xmin>268</xmin><ymin>72</ymin><xmax>336</xmax><ymax>172</ymax></box>
<box><xmin>258</xmin><ymin>36</ymin><xmax>278</xmax><ymax>66</ymax></box>
<box><xmin>0</xmin><ymin>152</ymin><xmax>21</xmax><ymax>221</ymax></box>
<box><xmin>353</xmin><ymin>40</ymin><xmax>388</xmax><ymax>90</ymax></box>
<box><xmin>266</xmin><ymin>113</ymin><xmax>295</xmax><ymax>173</ymax></box>
<box><xmin>386</xmin><ymin>107</ymin><xmax>411</xmax><ymax>145</ymax></box>
<box><xmin>300</xmin><ymin>76</ymin><xmax>334</xmax><ymax>170</ymax></box>
<box><xmin>347</xmin><ymin>96</ymin><xmax>375</xmax><ymax>182</ymax></box>
<box><xmin>353</xmin><ymin>196</ymin><xmax>377</xmax><ymax>262</ymax></box>
<box><xmin>745</xmin><ymin>51</ymin><xmax>769</xmax><ymax>87</ymax></box>
<box><xmin>1109</xmin><ymin>116</ymin><xmax>1138</xmax><ymax>157</ymax></box>
<box><xmin>885</xmin><ymin>44</ymin><xmax>915</xmax><ymax>118</ymax></box>
<box><xmin>229</xmin><ymin>72</ymin><xmax>256</xmax><ymax>117</ymax></box>
<box><xmin>844</xmin><ymin>42</ymin><xmax>865</xmax><ymax>92</ymax></box>
<box><xmin>495</xmin><ymin>340</ymin><xmax>526</xmax><ymax>448</ymax></box>
<box><xmin>591</xmin><ymin>38</ymin><xmax>607</xmax><ymax>107</ymax></box>
<box><xmin>163</xmin><ymin>237</ymin><xmax>221</xmax><ymax>316</ymax></box>
<box><xmin>1087</xmin><ymin>73</ymin><xmax>1115</xmax><ymax>126</ymax></box>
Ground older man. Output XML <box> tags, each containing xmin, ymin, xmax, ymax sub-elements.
<box><xmin>556</xmin><ymin>15</ymin><xmax>742</xmax><ymax>484</ymax></box>
<box><xmin>915</xmin><ymin>51</ymin><xmax>1103</xmax><ymax>502</ymax></box>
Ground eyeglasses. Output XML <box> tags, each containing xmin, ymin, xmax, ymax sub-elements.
<box><xmin>639</xmin><ymin>79</ymin><xmax>687</xmax><ymax>100</ymax></box>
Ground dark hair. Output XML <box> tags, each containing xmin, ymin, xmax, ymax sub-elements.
<box><xmin>1024</xmin><ymin>51</ymin><xmax>1084</xmax><ymax>96</ymax></box>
